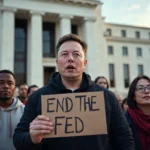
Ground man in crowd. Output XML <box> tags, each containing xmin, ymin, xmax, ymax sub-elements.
<box><xmin>27</xmin><ymin>85</ymin><xmax>39</xmax><ymax>97</ymax></box>
<box><xmin>18</xmin><ymin>83</ymin><xmax>28</xmax><ymax>104</ymax></box>
<box><xmin>13</xmin><ymin>34</ymin><xmax>134</xmax><ymax>150</ymax></box>
<box><xmin>0</xmin><ymin>69</ymin><xmax>24</xmax><ymax>150</ymax></box>
<box><xmin>115</xmin><ymin>93</ymin><xmax>123</xmax><ymax>107</ymax></box>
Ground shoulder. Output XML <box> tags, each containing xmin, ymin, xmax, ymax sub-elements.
<box><xmin>26</xmin><ymin>85</ymin><xmax>55</xmax><ymax>106</ymax></box>
<box><xmin>89</xmin><ymin>83</ymin><xmax>118</xmax><ymax>110</ymax></box>
<box><xmin>19</xmin><ymin>103</ymin><xmax>25</xmax><ymax>109</ymax></box>
<box><xmin>29</xmin><ymin>85</ymin><xmax>53</xmax><ymax>98</ymax></box>
<box><xmin>89</xmin><ymin>83</ymin><xmax>116</xmax><ymax>100</ymax></box>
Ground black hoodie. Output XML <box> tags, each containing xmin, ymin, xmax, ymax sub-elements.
<box><xmin>13</xmin><ymin>72</ymin><xmax>134</xmax><ymax>150</ymax></box>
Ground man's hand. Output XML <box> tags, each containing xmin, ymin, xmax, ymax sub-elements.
<box><xmin>30</xmin><ymin>115</ymin><xmax>53</xmax><ymax>144</ymax></box>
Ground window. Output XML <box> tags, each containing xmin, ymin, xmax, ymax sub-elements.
<box><xmin>138</xmin><ymin>64</ymin><xmax>144</xmax><ymax>76</ymax></box>
<box><xmin>123</xmin><ymin>64</ymin><xmax>130</xmax><ymax>88</ymax></box>
<box><xmin>121</xmin><ymin>30</ymin><xmax>126</xmax><ymax>37</ymax></box>
<box><xmin>122</xmin><ymin>47</ymin><xmax>128</xmax><ymax>56</ymax></box>
<box><xmin>107</xmin><ymin>28</ymin><xmax>112</xmax><ymax>36</ymax></box>
<box><xmin>136</xmin><ymin>48</ymin><xmax>142</xmax><ymax>57</ymax></box>
<box><xmin>109</xmin><ymin>64</ymin><xmax>115</xmax><ymax>87</ymax></box>
<box><xmin>15</xmin><ymin>19</ymin><xmax>27</xmax><ymax>86</ymax></box>
<box><xmin>43</xmin><ymin>22</ymin><xmax>55</xmax><ymax>57</ymax></box>
<box><xmin>135</xmin><ymin>31</ymin><xmax>140</xmax><ymax>39</ymax></box>
<box><xmin>108</xmin><ymin>46</ymin><xmax>113</xmax><ymax>55</ymax></box>
<box><xmin>71</xmin><ymin>25</ymin><xmax>78</xmax><ymax>35</ymax></box>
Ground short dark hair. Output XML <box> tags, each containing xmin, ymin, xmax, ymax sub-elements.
<box><xmin>27</xmin><ymin>85</ymin><xmax>38</xmax><ymax>94</ymax></box>
<box><xmin>127</xmin><ymin>75</ymin><xmax>150</xmax><ymax>108</ymax></box>
<box><xmin>94</xmin><ymin>76</ymin><xmax>109</xmax><ymax>89</ymax></box>
<box><xmin>56</xmin><ymin>34</ymin><xmax>87</xmax><ymax>55</ymax></box>
<box><xmin>0</xmin><ymin>69</ymin><xmax>16</xmax><ymax>80</ymax></box>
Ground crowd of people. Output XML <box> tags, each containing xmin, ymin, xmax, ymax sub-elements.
<box><xmin>0</xmin><ymin>34</ymin><xmax>150</xmax><ymax>150</ymax></box>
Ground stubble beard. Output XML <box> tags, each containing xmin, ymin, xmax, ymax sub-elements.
<box><xmin>0</xmin><ymin>96</ymin><xmax>10</xmax><ymax>102</ymax></box>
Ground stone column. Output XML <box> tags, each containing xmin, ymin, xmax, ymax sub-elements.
<box><xmin>0</xmin><ymin>7</ymin><xmax>16</xmax><ymax>71</ymax></box>
<box><xmin>27</xmin><ymin>11</ymin><xmax>44</xmax><ymax>87</ymax></box>
<box><xmin>59</xmin><ymin>14</ymin><xmax>73</xmax><ymax>37</ymax></box>
<box><xmin>82</xmin><ymin>17</ymin><xmax>97</xmax><ymax>79</ymax></box>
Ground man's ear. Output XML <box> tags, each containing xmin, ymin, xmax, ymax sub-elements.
<box><xmin>84</xmin><ymin>59</ymin><xmax>87</xmax><ymax>66</ymax></box>
<box><xmin>83</xmin><ymin>59</ymin><xmax>87</xmax><ymax>71</ymax></box>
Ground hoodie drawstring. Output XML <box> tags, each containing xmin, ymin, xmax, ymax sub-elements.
<box><xmin>9</xmin><ymin>111</ymin><xmax>12</xmax><ymax>138</ymax></box>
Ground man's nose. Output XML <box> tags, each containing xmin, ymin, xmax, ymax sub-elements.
<box><xmin>3</xmin><ymin>83</ymin><xmax>9</xmax><ymax>89</ymax></box>
<box><xmin>68</xmin><ymin>54</ymin><xmax>74</xmax><ymax>62</ymax></box>
<box><xmin>22</xmin><ymin>89</ymin><xmax>27</xmax><ymax>92</ymax></box>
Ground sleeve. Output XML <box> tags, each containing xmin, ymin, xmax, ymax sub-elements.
<box><xmin>13</xmin><ymin>93</ymin><xmax>41</xmax><ymax>150</ymax></box>
<box><xmin>107</xmin><ymin>92</ymin><xmax>135</xmax><ymax>150</ymax></box>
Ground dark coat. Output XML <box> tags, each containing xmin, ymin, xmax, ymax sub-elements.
<box><xmin>13</xmin><ymin>72</ymin><xmax>134</xmax><ymax>150</ymax></box>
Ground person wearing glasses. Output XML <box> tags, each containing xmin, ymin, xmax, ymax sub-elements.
<box><xmin>125</xmin><ymin>75</ymin><xmax>150</xmax><ymax>150</ymax></box>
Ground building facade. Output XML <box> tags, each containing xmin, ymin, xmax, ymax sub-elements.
<box><xmin>104</xmin><ymin>23</ymin><xmax>150</xmax><ymax>96</ymax></box>
<box><xmin>0</xmin><ymin>0</ymin><xmax>150</xmax><ymax>97</ymax></box>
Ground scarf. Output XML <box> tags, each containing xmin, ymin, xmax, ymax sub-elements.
<box><xmin>128</xmin><ymin>108</ymin><xmax>150</xmax><ymax>150</ymax></box>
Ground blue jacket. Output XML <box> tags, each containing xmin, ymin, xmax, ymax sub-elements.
<box><xmin>13</xmin><ymin>72</ymin><xmax>134</xmax><ymax>150</ymax></box>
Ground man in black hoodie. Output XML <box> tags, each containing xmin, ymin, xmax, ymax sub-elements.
<box><xmin>13</xmin><ymin>34</ymin><xmax>134</xmax><ymax>150</ymax></box>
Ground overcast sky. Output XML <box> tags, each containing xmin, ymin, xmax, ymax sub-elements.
<box><xmin>101</xmin><ymin>0</ymin><xmax>150</xmax><ymax>28</ymax></box>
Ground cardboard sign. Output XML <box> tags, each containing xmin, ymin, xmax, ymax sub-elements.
<box><xmin>42</xmin><ymin>92</ymin><xmax>107</xmax><ymax>138</ymax></box>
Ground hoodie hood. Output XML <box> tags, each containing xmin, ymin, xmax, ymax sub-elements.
<box><xmin>48</xmin><ymin>72</ymin><xmax>94</xmax><ymax>92</ymax></box>
<box><xmin>5</xmin><ymin>97</ymin><xmax>23</xmax><ymax>111</ymax></box>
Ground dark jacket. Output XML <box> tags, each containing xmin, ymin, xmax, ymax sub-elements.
<box><xmin>125</xmin><ymin>110</ymin><xmax>142</xmax><ymax>150</ymax></box>
<box><xmin>13</xmin><ymin>72</ymin><xmax>134</xmax><ymax>150</ymax></box>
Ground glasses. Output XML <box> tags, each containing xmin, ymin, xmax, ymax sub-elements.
<box><xmin>136</xmin><ymin>85</ymin><xmax>150</xmax><ymax>93</ymax></box>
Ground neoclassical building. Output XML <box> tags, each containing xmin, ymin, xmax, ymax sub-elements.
<box><xmin>104</xmin><ymin>23</ymin><xmax>150</xmax><ymax>96</ymax></box>
<box><xmin>0</xmin><ymin>0</ymin><xmax>150</xmax><ymax>97</ymax></box>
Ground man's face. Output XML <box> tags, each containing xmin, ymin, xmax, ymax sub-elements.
<box><xmin>56</xmin><ymin>41</ymin><xmax>87</xmax><ymax>80</ymax></box>
<box><xmin>19</xmin><ymin>85</ymin><xmax>28</xmax><ymax>98</ymax></box>
<box><xmin>0</xmin><ymin>73</ymin><xmax>16</xmax><ymax>101</ymax></box>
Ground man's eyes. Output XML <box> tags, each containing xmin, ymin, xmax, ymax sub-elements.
<box><xmin>8</xmin><ymin>82</ymin><xmax>13</xmax><ymax>85</ymax></box>
<box><xmin>62</xmin><ymin>53</ymin><xmax>67</xmax><ymax>56</ymax></box>
<box><xmin>74</xmin><ymin>53</ymin><xmax>80</xmax><ymax>56</ymax></box>
<box><xmin>61</xmin><ymin>53</ymin><xmax>80</xmax><ymax>56</ymax></box>
<box><xmin>0</xmin><ymin>81</ymin><xmax>13</xmax><ymax>85</ymax></box>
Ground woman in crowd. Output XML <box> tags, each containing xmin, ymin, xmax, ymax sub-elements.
<box><xmin>94</xmin><ymin>76</ymin><xmax>109</xmax><ymax>89</ymax></box>
<box><xmin>126</xmin><ymin>75</ymin><xmax>150</xmax><ymax>150</ymax></box>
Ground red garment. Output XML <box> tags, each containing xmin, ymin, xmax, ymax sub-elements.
<box><xmin>128</xmin><ymin>108</ymin><xmax>150</xmax><ymax>150</ymax></box>
<box><xmin>22</xmin><ymin>100</ymin><xmax>27</xmax><ymax>105</ymax></box>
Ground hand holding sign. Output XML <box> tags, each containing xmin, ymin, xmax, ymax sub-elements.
<box><xmin>29</xmin><ymin>115</ymin><xmax>53</xmax><ymax>143</ymax></box>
